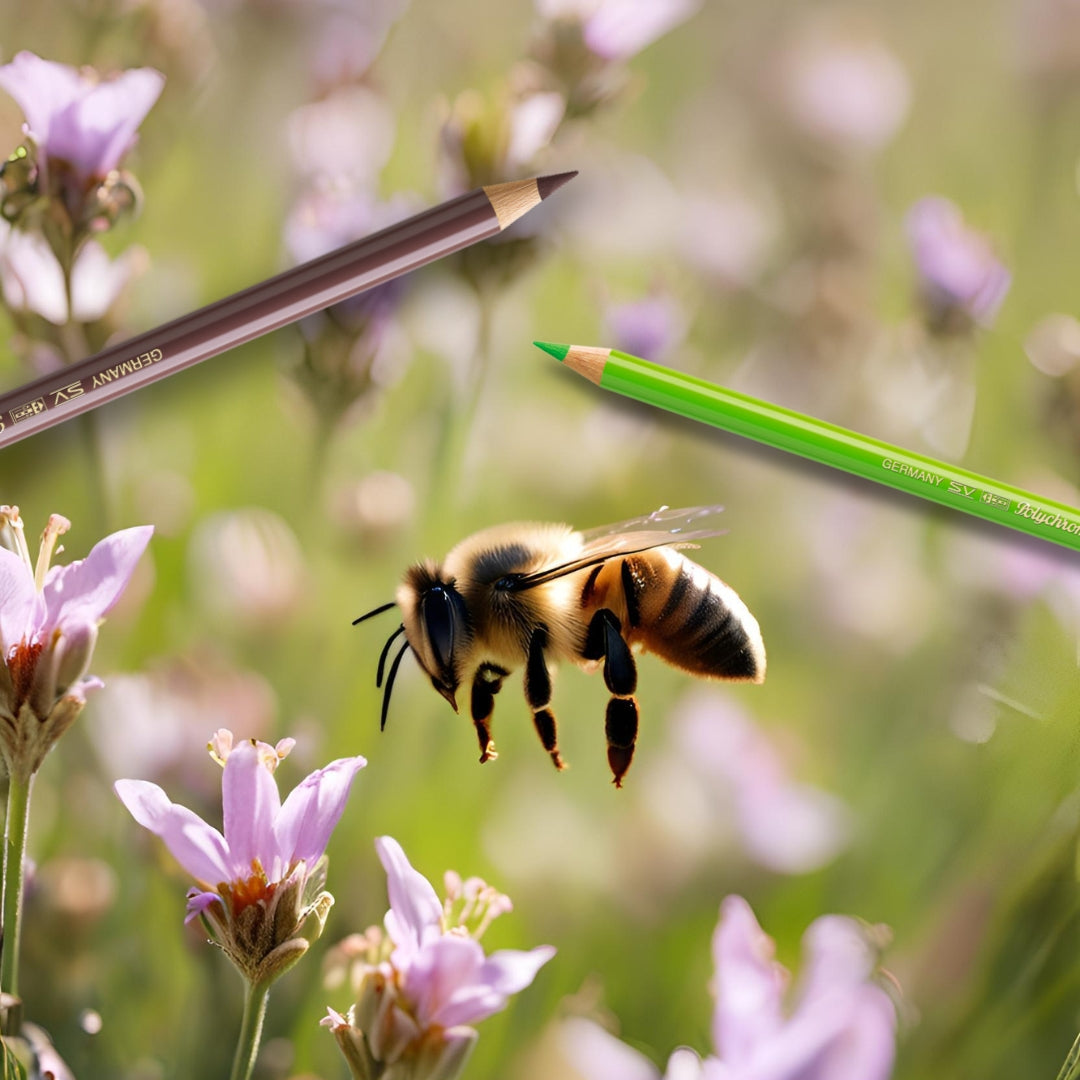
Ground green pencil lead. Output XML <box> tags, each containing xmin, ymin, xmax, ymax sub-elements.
<box><xmin>533</xmin><ymin>341</ymin><xmax>570</xmax><ymax>361</ymax></box>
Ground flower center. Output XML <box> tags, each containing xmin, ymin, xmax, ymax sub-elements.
<box><xmin>222</xmin><ymin>863</ymin><xmax>276</xmax><ymax>916</ymax></box>
<box><xmin>7</xmin><ymin>639</ymin><xmax>44</xmax><ymax>704</ymax></box>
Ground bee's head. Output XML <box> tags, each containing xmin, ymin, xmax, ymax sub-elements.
<box><xmin>397</xmin><ymin>562</ymin><xmax>471</xmax><ymax>711</ymax></box>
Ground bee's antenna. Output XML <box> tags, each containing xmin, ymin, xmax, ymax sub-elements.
<box><xmin>376</xmin><ymin>625</ymin><xmax>406</xmax><ymax>688</ymax></box>
<box><xmin>353</xmin><ymin>601</ymin><xmax>396</xmax><ymax>625</ymax></box>
<box><xmin>381</xmin><ymin>640</ymin><xmax>411</xmax><ymax>732</ymax></box>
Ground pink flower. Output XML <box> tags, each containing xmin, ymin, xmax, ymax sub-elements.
<box><xmin>0</xmin><ymin>507</ymin><xmax>152</xmax><ymax>776</ymax></box>
<box><xmin>0</xmin><ymin>51</ymin><xmax>164</xmax><ymax>183</ymax></box>
<box><xmin>116</xmin><ymin>735</ymin><xmax>364</xmax><ymax>920</ymax></box>
<box><xmin>707</xmin><ymin>897</ymin><xmax>896</xmax><ymax>1080</ymax></box>
<box><xmin>906</xmin><ymin>197</ymin><xmax>1011</xmax><ymax>331</ymax></box>
<box><xmin>376</xmin><ymin>836</ymin><xmax>555</xmax><ymax>1028</ymax></box>
<box><xmin>324</xmin><ymin>838</ymin><xmax>554</xmax><ymax>1080</ymax></box>
<box><xmin>561</xmin><ymin>897</ymin><xmax>897</xmax><ymax>1080</ymax></box>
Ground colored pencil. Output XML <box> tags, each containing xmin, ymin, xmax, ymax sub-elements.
<box><xmin>536</xmin><ymin>341</ymin><xmax>1080</xmax><ymax>554</ymax></box>
<box><xmin>0</xmin><ymin>173</ymin><xmax>576</xmax><ymax>448</ymax></box>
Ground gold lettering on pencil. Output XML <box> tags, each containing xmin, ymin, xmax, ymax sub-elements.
<box><xmin>90</xmin><ymin>347</ymin><xmax>164</xmax><ymax>389</ymax></box>
<box><xmin>1013</xmin><ymin>501</ymin><xmax>1080</xmax><ymax>535</ymax></box>
<box><xmin>10</xmin><ymin>398</ymin><xmax>46</xmax><ymax>423</ymax></box>
<box><xmin>50</xmin><ymin>381</ymin><xmax>84</xmax><ymax>405</ymax></box>
<box><xmin>881</xmin><ymin>458</ymin><xmax>947</xmax><ymax>487</ymax></box>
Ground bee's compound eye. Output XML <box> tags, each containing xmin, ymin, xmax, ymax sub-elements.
<box><xmin>421</xmin><ymin>586</ymin><xmax>457</xmax><ymax>671</ymax></box>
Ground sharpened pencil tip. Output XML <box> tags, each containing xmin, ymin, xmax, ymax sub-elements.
<box><xmin>533</xmin><ymin>341</ymin><xmax>570</xmax><ymax>361</ymax></box>
<box><xmin>536</xmin><ymin>171</ymin><xmax>578</xmax><ymax>200</ymax></box>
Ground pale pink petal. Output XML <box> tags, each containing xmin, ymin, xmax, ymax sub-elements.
<box><xmin>584</xmin><ymin>0</ymin><xmax>702</xmax><ymax>60</ymax></box>
<box><xmin>711</xmin><ymin>896</ymin><xmax>786</xmax><ymax>1065</ymax></box>
<box><xmin>70</xmin><ymin>242</ymin><xmax>144</xmax><ymax>322</ymax></box>
<box><xmin>41</xmin><ymin>525</ymin><xmax>153</xmax><ymax>633</ymax></box>
<box><xmin>375</xmin><ymin>836</ymin><xmax>444</xmax><ymax>956</ymax></box>
<box><xmin>0</xmin><ymin>547</ymin><xmax>39</xmax><ymax>652</ymax></box>
<box><xmin>403</xmin><ymin>933</ymin><xmax>488</xmax><ymax>1027</ymax></box>
<box><xmin>54</xmin><ymin>67</ymin><xmax>164</xmax><ymax>177</ymax></box>
<box><xmin>797</xmin><ymin>915</ymin><xmax>879</xmax><ymax>997</ymax></box>
<box><xmin>0</xmin><ymin>52</ymin><xmax>85</xmax><ymax>148</ymax></box>
<box><xmin>222</xmin><ymin>739</ymin><xmax>281</xmax><ymax>878</ymax></box>
<box><xmin>0</xmin><ymin>222</ymin><xmax>69</xmax><ymax>324</ymax></box>
<box><xmin>274</xmin><ymin>754</ymin><xmax>366</xmax><ymax>866</ymax></box>
<box><xmin>411</xmin><ymin>940</ymin><xmax>555</xmax><ymax>1028</ymax></box>
<box><xmin>114</xmin><ymin>778</ymin><xmax>231</xmax><ymax>885</ymax></box>
<box><xmin>663</xmin><ymin>1048</ymin><xmax>706</xmax><ymax>1080</ymax></box>
<box><xmin>475</xmin><ymin>945</ymin><xmax>556</xmax><ymax>997</ymax></box>
<box><xmin>505</xmin><ymin>92</ymin><xmax>565</xmax><ymax>170</ymax></box>
<box><xmin>559</xmin><ymin>1017</ymin><xmax>661</xmax><ymax>1080</ymax></box>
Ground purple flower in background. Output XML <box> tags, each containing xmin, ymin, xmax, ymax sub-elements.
<box><xmin>537</xmin><ymin>0</ymin><xmax>703</xmax><ymax>61</ymax></box>
<box><xmin>561</xmin><ymin>896</ymin><xmax>897</xmax><ymax>1080</ymax></box>
<box><xmin>707</xmin><ymin>896</ymin><xmax>896</xmax><ymax>1080</ymax></box>
<box><xmin>672</xmin><ymin>690</ymin><xmax>851</xmax><ymax>874</ymax></box>
<box><xmin>323</xmin><ymin>837</ymin><xmax>554</xmax><ymax>1080</ymax></box>
<box><xmin>603</xmin><ymin>293</ymin><xmax>687</xmax><ymax>361</ymax></box>
<box><xmin>0</xmin><ymin>507</ymin><xmax>152</xmax><ymax>777</ymax></box>
<box><xmin>906</xmin><ymin>197</ymin><xmax>1011</xmax><ymax>331</ymax></box>
<box><xmin>116</xmin><ymin>733</ymin><xmax>365</xmax><ymax>983</ymax></box>
<box><xmin>0</xmin><ymin>51</ymin><xmax>163</xmax><ymax>184</ymax></box>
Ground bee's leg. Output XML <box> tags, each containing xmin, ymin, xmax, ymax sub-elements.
<box><xmin>584</xmin><ymin>608</ymin><xmax>639</xmax><ymax>788</ymax></box>
<box><xmin>470</xmin><ymin>663</ymin><xmax>507</xmax><ymax>764</ymax></box>
<box><xmin>525</xmin><ymin>626</ymin><xmax>565</xmax><ymax>770</ymax></box>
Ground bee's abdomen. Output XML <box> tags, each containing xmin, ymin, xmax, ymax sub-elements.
<box><xmin>628</xmin><ymin>552</ymin><xmax>765</xmax><ymax>682</ymax></box>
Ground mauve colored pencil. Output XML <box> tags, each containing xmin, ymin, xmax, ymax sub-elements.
<box><xmin>0</xmin><ymin>172</ymin><xmax>576</xmax><ymax>448</ymax></box>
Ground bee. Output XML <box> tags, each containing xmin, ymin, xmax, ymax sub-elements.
<box><xmin>354</xmin><ymin>506</ymin><xmax>765</xmax><ymax>787</ymax></box>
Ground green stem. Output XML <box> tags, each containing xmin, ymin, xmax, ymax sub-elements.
<box><xmin>229</xmin><ymin>979</ymin><xmax>270</xmax><ymax>1080</ymax></box>
<box><xmin>1</xmin><ymin>770</ymin><xmax>33</xmax><ymax>1008</ymax></box>
<box><xmin>1056</xmin><ymin>1030</ymin><xmax>1080</xmax><ymax>1080</ymax></box>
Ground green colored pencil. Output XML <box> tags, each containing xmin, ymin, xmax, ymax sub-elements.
<box><xmin>534</xmin><ymin>341</ymin><xmax>1080</xmax><ymax>554</ymax></box>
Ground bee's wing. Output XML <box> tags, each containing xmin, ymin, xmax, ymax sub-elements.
<box><xmin>510</xmin><ymin>505</ymin><xmax>726</xmax><ymax>591</ymax></box>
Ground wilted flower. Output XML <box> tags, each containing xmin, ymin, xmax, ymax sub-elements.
<box><xmin>323</xmin><ymin>836</ymin><xmax>554</xmax><ymax>1080</ymax></box>
<box><xmin>115</xmin><ymin>732</ymin><xmax>365</xmax><ymax>986</ymax></box>
<box><xmin>560</xmin><ymin>896</ymin><xmax>897</xmax><ymax>1080</ymax></box>
<box><xmin>906</xmin><ymin>196</ymin><xmax>1011</xmax><ymax>332</ymax></box>
<box><xmin>0</xmin><ymin>507</ymin><xmax>152</xmax><ymax>779</ymax></box>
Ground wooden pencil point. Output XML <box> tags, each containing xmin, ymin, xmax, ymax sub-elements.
<box><xmin>482</xmin><ymin>178</ymin><xmax>541</xmax><ymax>230</ymax></box>
<box><xmin>561</xmin><ymin>345</ymin><xmax>609</xmax><ymax>386</ymax></box>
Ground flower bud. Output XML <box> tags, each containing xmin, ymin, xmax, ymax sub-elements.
<box><xmin>0</xmin><ymin>144</ymin><xmax>40</xmax><ymax>223</ymax></box>
<box><xmin>53</xmin><ymin>621</ymin><xmax>98</xmax><ymax>696</ymax></box>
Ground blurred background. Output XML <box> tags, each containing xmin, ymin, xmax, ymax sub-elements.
<box><xmin>1</xmin><ymin>0</ymin><xmax>1079</xmax><ymax>1076</ymax></box>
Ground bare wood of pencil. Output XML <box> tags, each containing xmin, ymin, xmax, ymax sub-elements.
<box><xmin>0</xmin><ymin>172</ymin><xmax>576</xmax><ymax>449</ymax></box>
